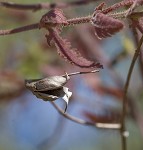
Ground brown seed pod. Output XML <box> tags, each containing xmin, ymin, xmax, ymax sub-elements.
<box><xmin>25</xmin><ymin>73</ymin><xmax>71</xmax><ymax>112</ymax></box>
<box><xmin>33</xmin><ymin>86</ymin><xmax>72</xmax><ymax>112</ymax></box>
<box><xmin>25</xmin><ymin>73</ymin><xmax>70</xmax><ymax>91</ymax></box>
<box><xmin>25</xmin><ymin>70</ymin><xmax>99</xmax><ymax>112</ymax></box>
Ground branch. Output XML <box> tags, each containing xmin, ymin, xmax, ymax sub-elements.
<box><xmin>63</xmin><ymin>69</ymin><xmax>99</xmax><ymax>77</ymax></box>
<box><xmin>125</xmin><ymin>0</ymin><xmax>138</xmax><ymax>17</ymax></box>
<box><xmin>1</xmin><ymin>10</ymin><xmax>143</xmax><ymax>36</ymax></box>
<box><xmin>0</xmin><ymin>0</ymin><xmax>98</xmax><ymax>11</ymax></box>
<box><xmin>102</xmin><ymin>0</ymin><xmax>143</xmax><ymax>14</ymax></box>
<box><xmin>0</xmin><ymin>23</ymin><xmax>39</xmax><ymax>35</ymax></box>
<box><xmin>131</xmin><ymin>27</ymin><xmax>143</xmax><ymax>83</ymax></box>
<box><xmin>121</xmin><ymin>35</ymin><xmax>143</xmax><ymax>150</ymax></box>
<box><xmin>50</xmin><ymin>101</ymin><xmax>121</xmax><ymax>129</ymax></box>
<box><xmin>1</xmin><ymin>0</ymin><xmax>141</xmax><ymax>13</ymax></box>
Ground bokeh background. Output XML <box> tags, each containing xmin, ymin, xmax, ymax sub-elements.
<box><xmin>0</xmin><ymin>0</ymin><xmax>143</xmax><ymax>150</ymax></box>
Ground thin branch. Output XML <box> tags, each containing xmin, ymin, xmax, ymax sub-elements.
<box><xmin>0</xmin><ymin>2</ymin><xmax>42</xmax><ymax>11</ymax></box>
<box><xmin>50</xmin><ymin>101</ymin><xmax>121</xmax><ymax>129</ymax></box>
<box><xmin>0</xmin><ymin>16</ymin><xmax>90</xmax><ymax>36</ymax></box>
<box><xmin>64</xmin><ymin>69</ymin><xmax>99</xmax><ymax>77</ymax></box>
<box><xmin>0</xmin><ymin>0</ymin><xmax>98</xmax><ymax>11</ymax></box>
<box><xmin>0</xmin><ymin>23</ymin><xmax>39</xmax><ymax>35</ymax></box>
<box><xmin>102</xmin><ymin>0</ymin><xmax>139</xmax><ymax>14</ymax></box>
<box><xmin>0</xmin><ymin>0</ymin><xmax>138</xmax><ymax>13</ymax></box>
<box><xmin>125</xmin><ymin>0</ymin><xmax>138</xmax><ymax>17</ymax></box>
<box><xmin>121</xmin><ymin>35</ymin><xmax>143</xmax><ymax>150</ymax></box>
<box><xmin>2</xmin><ymin>6</ymin><xmax>143</xmax><ymax>36</ymax></box>
<box><xmin>132</xmin><ymin>27</ymin><xmax>143</xmax><ymax>83</ymax></box>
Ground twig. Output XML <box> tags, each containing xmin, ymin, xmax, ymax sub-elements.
<box><xmin>50</xmin><ymin>101</ymin><xmax>121</xmax><ymax>129</ymax></box>
<box><xmin>0</xmin><ymin>0</ymin><xmax>98</xmax><ymax>11</ymax></box>
<box><xmin>0</xmin><ymin>23</ymin><xmax>39</xmax><ymax>35</ymax></box>
<box><xmin>125</xmin><ymin>0</ymin><xmax>138</xmax><ymax>17</ymax></box>
<box><xmin>1</xmin><ymin>0</ymin><xmax>139</xmax><ymax>13</ymax></box>
<box><xmin>1</xmin><ymin>6</ymin><xmax>143</xmax><ymax>36</ymax></box>
<box><xmin>62</xmin><ymin>69</ymin><xmax>99</xmax><ymax>77</ymax></box>
<box><xmin>102</xmin><ymin>0</ymin><xmax>142</xmax><ymax>14</ymax></box>
<box><xmin>121</xmin><ymin>35</ymin><xmax>143</xmax><ymax>150</ymax></box>
<box><xmin>132</xmin><ymin>27</ymin><xmax>143</xmax><ymax>82</ymax></box>
<box><xmin>0</xmin><ymin>16</ymin><xmax>91</xmax><ymax>36</ymax></box>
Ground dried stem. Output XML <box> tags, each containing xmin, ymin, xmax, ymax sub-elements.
<box><xmin>0</xmin><ymin>0</ymin><xmax>98</xmax><ymax>11</ymax></box>
<box><xmin>125</xmin><ymin>0</ymin><xmax>138</xmax><ymax>17</ymax></box>
<box><xmin>121</xmin><ymin>35</ymin><xmax>143</xmax><ymax>150</ymax></box>
<box><xmin>132</xmin><ymin>27</ymin><xmax>143</xmax><ymax>82</ymax></box>
<box><xmin>62</xmin><ymin>70</ymin><xmax>99</xmax><ymax>77</ymax></box>
<box><xmin>50</xmin><ymin>101</ymin><xmax>121</xmax><ymax>129</ymax></box>
<box><xmin>0</xmin><ymin>16</ymin><xmax>91</xmax><ymax>36</ymax></box>
<box><xmin>0</xmin><ymin>23</ymin><xmax>39</xmax><ymax>35</ymax></box>
<box><xmin>62</xmin><ymin>16</ymin><xmax>91</xmax><ymax>27</ymax></box>
<box><xmin>102</xmin><ymin>0</ymin><xmax>137</xmax><ymax>14</ymax></box>
<box><xmin>0</xmin><ymin>0</ymin><xmax>138</xmax><ymax>13</ymax></box>
<box><xmin>1</xmin><ymin>9</ymin><xmax>143</xmax><ymax>36</ymax></box>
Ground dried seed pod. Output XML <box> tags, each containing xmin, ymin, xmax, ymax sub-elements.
<box><xmin>25</xmin><ymin>73</ymin><xmax>71</xmax><ymax>112</ymax></box>
<box><xmin>25</xmin><ymin>73</ymin><xmax>70</xmax><ymax>91</ymax></box>
<box><xmin>33</xmin><ymin>86</ymin><xmax>72</xmax><ymax>112</ymax></box>
<box><xmin>25</xmin><ymin>70</ymin><xmax>99</xmax><ymax>112</ymax></box>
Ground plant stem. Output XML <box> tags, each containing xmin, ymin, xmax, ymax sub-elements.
<box><xmin>62</xmin><ymin>70</ymin><xmax>99</xmax><ymax>77</ymax></box>
<box><xmin>50</xmin><ymin>101</ymin><xmax>121</xmax><ymax>129</ymax></box>
<box><xmin>1</xmin><ymin>8</ymin><xmax>143</xmax><ymax>36</ymax></box>
<box><xmin>0</xmin><ymin>23</ymin><xmax>39</xmax><ymax>35</ymax></box>
<box><xmin>132</xmin><ymin>27</ymin><xmax>143</xmax><ymax>83</ymax></box>
<box><xmin>63</xmin><ymin>16</ymin><xmax>91</xmax><ymax>26</ymax></box>
<box><xmin>0</xmin><ymin>0</ymin><xmax>98</xmax><ymax>11</ymax></box>
<box><xmin>121</xmin><ymin>35</ymin><xmax>143</xmax><ymax>150</ymax></box>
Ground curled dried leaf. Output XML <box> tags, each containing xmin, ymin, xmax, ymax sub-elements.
<box><xmin>39</xmin><ymin>8</ymin><xmax>68</xmax><ymax>32</ymax></box>
<box><xmin>46</xmin><ymin>29</ymin><xmax>103</xmax><ymax>69</ymax></box>
<box><xmin>91</xmin><ymin>12</ymin><xmax>124</xmax><ymax>39</ymax></box>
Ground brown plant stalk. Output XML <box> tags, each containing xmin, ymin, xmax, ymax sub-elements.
<box><xmin>50</xmin><ymin>101</ymin><xmax>121</xmax><ymax>129</ymax></box>
<box><xmin>121</xmin><ymin>35</ymin><xmax>143</xmax><ymax>150</ymax></box>
<box><xmin>1</xmin><ymin>0</ymin><xmax>143</xmax><ymax>13</ymax></box>
<box><xmin>102</xmin><ymin>0</ymin><xmax>143</xmax><ymax>14</ymax></box>
<box><xmin>1</xmin><ymin>10</ymin><xmax>143</xmax><ymax>36</ymax></box>
<box><xmin>0</xmin><ymin>0</ymin><xmax>98</xmax><ymax>11</ymax></box>
<box><xmin>0</xmin><ymin>23</ymin><xmax>39</xmax><ymax>35</ymax></box>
